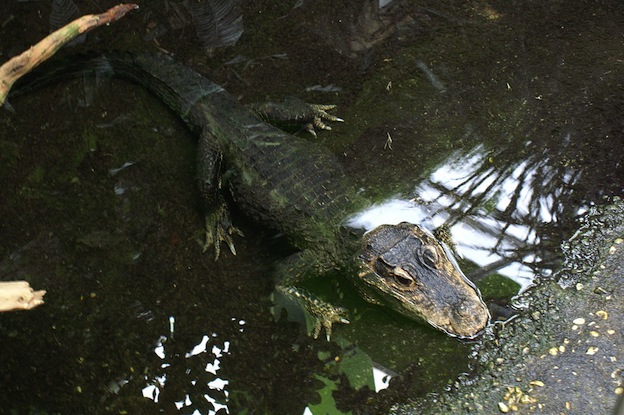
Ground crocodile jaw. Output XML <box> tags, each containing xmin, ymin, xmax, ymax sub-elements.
<box><xmin>357</xmin><ymin>222</ymin><xmax>490</xmax><ymax>339</ymax></box>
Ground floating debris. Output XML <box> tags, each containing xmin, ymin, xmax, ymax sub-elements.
<box><xmin>305</xmin><ymin>84</ymin><xmax>344</xmax><ymax>93</ymax></box>
<box><xmin>415</xmin><ymin>59</ymin><xmax>447</xmax><ymax>93</ymax></box>
<box><xmin>109</xmin><ymin>161</ymin><xmax>137</xmax><ymax>176</ymax></box>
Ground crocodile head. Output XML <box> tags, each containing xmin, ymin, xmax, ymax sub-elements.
<box><xmin>357</xmin><ymin>222</ymin><xmax>490</xmax><ymax>339</ymax></box>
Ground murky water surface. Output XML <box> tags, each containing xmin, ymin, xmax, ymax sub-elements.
<box><xmin>1</xmin><ymin>1</ymin><xmax>623</xmax><ymax>413</ymax></box>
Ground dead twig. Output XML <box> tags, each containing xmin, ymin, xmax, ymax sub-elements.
<box><xmin>0</xmin><ymin>3</ymin><xmax>139</xmax><ymax>105</ymax></box>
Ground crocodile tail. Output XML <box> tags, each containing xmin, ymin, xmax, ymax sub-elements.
<box><xmin>12</xmin><ymin>51</ymin><xmax>226</xmax><ymax>124</ymax></box>
<box><xmin>103</xmin><ymin>52</ymin><xmax>226</xmax><ymax>123</ymax></box>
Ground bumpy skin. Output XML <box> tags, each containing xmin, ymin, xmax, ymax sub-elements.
<box><xmin>41</xmin><ymin>52</ymin><xmax>490</xmax><ymax>339</ymax></box>
<box><xmin>359</xmin><ymin>223</ymin><xmax>490</xmax><ymax>339</ymax></box>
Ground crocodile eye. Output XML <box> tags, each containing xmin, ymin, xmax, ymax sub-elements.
<box><xmin>393</xmin><ymin>266</ymin><xmax>415</xmax><ymax>287</ymax></box>
<box><xmin>421</xmin><ymin>245</ymin><xmax>439</xmax><ymax>269</ymax></box>
<box><xmin>394</xmin><ymin>274</ymin><xmax>413</xmax><ymax>287</ymax></box>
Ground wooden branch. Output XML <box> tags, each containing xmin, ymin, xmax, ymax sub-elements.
<box><xmin>0</xmin><ymin>3</ymin><xmax>139</xmax><ymax>105</ymax></box>
<box><xmin>0</xmin><ymin>281</ymin><xmax>46</xmax><ymax>312</ymax></box>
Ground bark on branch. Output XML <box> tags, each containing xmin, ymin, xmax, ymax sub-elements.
<box><xmin>0</xmin><ymin>3</ymin><xmax>139</xmax><ymax>105</ymax></box>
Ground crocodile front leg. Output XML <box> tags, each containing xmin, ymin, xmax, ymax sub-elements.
<box><xmin>275</xmin><ymin>250</ymin><xmax>350</xmax><ymax>340</ymax></box>
<box><xmin>196</xmin><ymin>131</ymin><xmax>242</xmax><ymax>259</ymax></box>
<box><xmin>277</xmin><ymin>285</ymin><xmax>349</xmax><ymax>340</ymax></box>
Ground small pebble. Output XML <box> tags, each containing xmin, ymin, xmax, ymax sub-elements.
<box><xmin>520</xmin><ymin>394</ymin><xmax>537</xmax><ymax>404</ymax></box>
<box><xmin>586</xmin><ymin>346</ymin><xmax>599</xmax><ymax>355</ymax></box>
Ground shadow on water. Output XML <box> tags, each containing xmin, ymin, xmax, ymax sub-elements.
<box><xmin>1</xmin><ymin>0</ymin><xmax>623</xmax><ymax>414</ymax></box>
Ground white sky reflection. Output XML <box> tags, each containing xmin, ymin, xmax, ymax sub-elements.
<box><xmin>141</xmin><ymin>321</ymin><xmax>237</xmax><ymax>414</ymax></box>
<box><xmin>348</xmin><ymin>144</ymin><xmax>562</xmax><ymax>290</ymax></box>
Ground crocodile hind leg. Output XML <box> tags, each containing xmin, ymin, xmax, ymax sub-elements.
<box><xmin>196</xmin><ymin>131</ymin><xmax>243</xmax><ymax>260</ymax></box>
<box><xmin>249</xmin><ymin>97</ymin><xmax>344</xmax><ymax>137</ymax></box>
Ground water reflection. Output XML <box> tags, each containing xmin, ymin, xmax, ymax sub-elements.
<box><xmin>142</xmin><ymin>330</ymin><xmax>231</xmax><ymax>413</ymax></box>
<box><xmin>132</xmin><ymin>315</ymin><xmax>395</xmax><ymax>414</ymax></box>
<box><xmin>349</xmin><ymin>142</ymin><xmax>580</xmax><ymax>291</ymax></box>
<box><xmin>134</xmin><ymin>316</ymin><xmax>246</xmax><ymax>414</ymax></box>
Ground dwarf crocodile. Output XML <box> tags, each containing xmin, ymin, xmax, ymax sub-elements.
<box><xmin>24</xmin><ymin>52</ymin><xmax>490</xmax><ymax>339</ymax></box>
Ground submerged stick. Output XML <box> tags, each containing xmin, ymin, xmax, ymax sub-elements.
<box><xmin>0</xmin><ymin>3</ymin><xmax>139</xmax><ymax>105</ymax></box>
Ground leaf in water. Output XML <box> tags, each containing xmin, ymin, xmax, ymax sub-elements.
<box><xmin>333</xmin><ymin>338</ymin><xmax>375</xmax><ymax>391</ymax></box>
<box><xmin>308</xmin><ymin>375</ymin><xmax>352</xmax><ymax>415</ymax></box>
<box><xmin>188</xmin><ymin>0</ymin><xmax>244</xmax><ymax>50</ymax></box>
<box><xmin>49</xmin><ymin>0</ymin><xmax>86</xmax><ymax>45</ymax></box>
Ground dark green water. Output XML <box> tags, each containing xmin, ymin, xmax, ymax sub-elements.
<box><xmin>1</xmin><ymin>0</ymin><xmax>623</xmax><ymax>413</ymax></box>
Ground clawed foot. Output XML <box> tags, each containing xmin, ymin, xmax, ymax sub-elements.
<box><xmin>278</xmin><ymin>286</ymin><xmax>350</xmax><ymax>341</ymax></box>
<box><xmin>201</xmin><ymin>204</ymin><xmax>244</xmax><ymax>260</ymax></box>
<box><xmin>310</xmin><ymin>300</ymin><xmax>350</xmax><ymax>341</ymax></box>
<box><xmin>250</xmin><ymin>98</ymin><xmax>344</xmax><ymax>138</ymax></box>
<box><xmin>303</xmin><ymin>104</ymin><xmax>344</xmax><ymax>138</ymax></box>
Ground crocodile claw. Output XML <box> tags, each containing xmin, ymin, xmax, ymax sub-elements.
<box><xmin>304</xmin><ymin>104</ymin><xmax>344</xmax><ymax>138</ymax></box>
<box><xmin>311</xmin><ymin>303</ymin><xmax>350</xmax><ymax>341</ymax></box>
<box><xmin>278</xmin><ymin>285</ymin><xmax>350</xmax><ymax>340</ymax></box>
<box><xmin>201</xmin><ymin>204</ymin><xmax>243</xmax><ymax>260</ymax></box>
